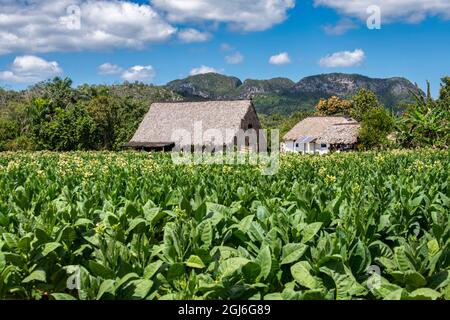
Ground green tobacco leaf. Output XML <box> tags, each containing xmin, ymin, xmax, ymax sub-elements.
<box><xmin>126</xmin><ymin>218</ymin><xmax>147</xmax><ymax>234</ymax></box>
<box><xmin>34</xmin><ymin>228</ymin><xmax>52</xmax><ymax>243</ymax></box>
<box><xmin>264</xmin><ymin>293</ymin><xmax>283</xmax><ymax>300</ymax></box>
<box><xmin>114</xmin><ymin>273</ymin><xmax>140</xmax><ymax>291</ymax></box>
<box><xmin>407</xmin><ymin>288</ymin><xmax>442</xmax><ymax>300</ymax></box>
<box><xmin>427</xmin><ymin>239</ymin><xmax>439</xmax><ymax>257</ymax></box>
<box><xmin>255</xmin><ymin>245</ymin><xmax>272</xmax><ymax>280</ymax></box>
<box><xmin>319</xmin><ymin>257</ymin><xmax>367</xmax><ymax>300</ymax></box>
<box><xmin>256</xmin><ymin>206</ymin><xmax>269</xmax><ymax>221</ymax></box>
<box><xmin>394</xmin><ymin>246</ymin><xmax>416</xmax><ymax>272</ymax></box>
<box><xmin>58</xmin><ymin>226</ymin><xmax>77</xmax><ymax>244</ymax></box>
<box><xmin>248</xmin><ymin>221</ymin><xmax>266</xmax><ymax>243</ymax></box>
<box><xmin>238</xmin><ymin>215</ymin><xmax>254</xmax><ymax>233</ymax></box>
<box><xmin>41</xmin><ymin>242</ymin><xmax>62</xmax><ymax>257</ymax></box>
<box><xmin>144</xmin><ymin>261</ymin><xmax>164</xmax><ymax>279</ymax></box>
<box><xmin>130</xmin><ymin>279</ymin><xmax>153</xmax><ymax>300</ymax></box>
<box><xmin>349</xmin><ymin>240</ymin><xmax>371</xmax><ymax>275</ymax></box>
<box><xmin>88</xmin><ymin>260</ymin><xmax>115</xmax><ymax>279</ymax></box>
<box><xmin>444</xmin><ymin>285</ymin><xmax>450</xmax><ymax>300</ymax></box>
<box><xmin>242</xmin><ymin>262</ymin><xmax>261</xmax><ymax>282</ymax></box>
<box><xmin>199</xmin><ymin>220</ymin><xmax>213</xmax><ymax>246</ymax></box>
<box><xmin>167</xmin><ymin>263</ymin><xmax>185</xmax><ymax>281</ymax></box>
<box><xmin>4</xmin><ymin>253</ymin><xmax>26</xmax><ymax>268</ymax></box>
<box><xmin>291</xmin><ymin>261</ymin><xmax>317</xmax><ymax>289</ymax></box>
<box><xmin>51</xmin><ymin>293</ymin><xmax>77</xmax><ymax>300</ymax></box>
<box><xmin>370</xmin><ymin>278</ymin><xmax>403</xmax><ymax>300</ymax></box>
<box><xmin>185</xmin><ymin>255</ymin><xmax>206</xmax><ymax>269</ymax></box>
<box><xmin>74</xmin><ymin>218</ymin><xmax>94</xmax><ymax>227</ymax></box>
<box><xmin>218</xmin><ymin>257</ymin><xmax>250</xmax><ymax>279</ymax></box>
<box><xmin>281</xmin><ymin>243</ymin><xmax>308</xmax><ymax>265</ymax></box>
<box><xmin>301</xmin><ymin>223</ymin><xmax>322</xmax><ymax>244</ymax></box>
<box><xmin>2</xmin><ymin>233</ymin><xmax>17</xmax><ymax>249</ymax></box>
<box><xmin>143</xmin><ymin>204</ymin><xmax>164</xmax><ymax>226</ymax></box>
<box><xmin>22</xmin><ymin>270</ymin><xmax>46</xmax><ymax>283</ymax></box>
<box><xmin>404</xmin><ymin>271</ymin><xmax>427</xmax><ymax>289</ymax></box>
<box><xmin>0</xmin><ymin>253</ymin><xmax>5</xmax><ymax>270</ymax></box>
<box><xmin>97</xmin><ymin>279</ymin><xmax>116</xmax><ymax>300</ymax></box>
<box><xmin>409</xmin><ymin>195</ymin><xmax>423</xmax><ymax>209</ymax></box>
<box><xmin>384</xmin><ymin>289</ymin><xmax>405</xmax><ymax>300</ymax></box>
<box><xmin>427</xmin><ymin>271</ymin><xmax>450</xmax><ymax>290</ymax></box>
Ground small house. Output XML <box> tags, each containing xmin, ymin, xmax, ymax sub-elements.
<box><xmin>124</xmin><ymin>100</ymin><xmax>262</xmax><ymax>152</ymax></box>
<box><xmin>283</xmin><ymin>116</ymin><xmax>360</xmax><ymax>154</ymax></box>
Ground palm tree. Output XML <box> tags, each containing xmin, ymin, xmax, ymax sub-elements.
<box><xmin>397</xmin><ymin>80</ymin><xmax>449</xmax><ymax>148</ymax></box>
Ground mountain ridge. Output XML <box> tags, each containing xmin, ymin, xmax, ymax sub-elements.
<box><xmin>166</xmin><ymin>72</ymin><xmax>422</xmax><ymax>115</ymax></box>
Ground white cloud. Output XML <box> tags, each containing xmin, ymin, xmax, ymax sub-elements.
<box><xmin>177</xmin><ymin>28</ymin><xmax>211</xmax><ymax>43</ymax></box>
<box><xmin>225</xmin><ymin>52</ymin><xmax>244</xmax><ymax>64</ymax></box>
<box><xmin>189</xmin><ymin>66</ymin><xmax>223</xmax><ymax>76</ymax></box>
<box><xmin>98</xmin><ymin>63</ymin><xmax>123</xmax><ymax>75</ymax></box>
<box><xmin>323</xmin><ymin>18</ymin><xmax>358</xmax><ymax>35</ymax></box>
<box><xmin>0</xmin><ymin>55</ymin><xmax>63</xmax><ymax>83</ymax></box>
<box><xmin>152</xmin><ymin>0</ymin><xmax>296</xmax><ymax>31</ymax></box>
<box><xmin>319</xmin><ymin>49</ymin><xmax>365</xmax><ymax>68</ymax></box>
<box><xmin>314</xmin><ymin>0</ymin><xmax>450</xmax><ymax>23</ymax></box>
<box><xmin>121</xmin><ymin>65</ymin><xmax>155</xmax><ymax>82</ymax></box>
<box><xmin>269</xmin><ymin>52</ymin><xmax>291</xmax><ymax>65</ymax></box>
<box><xmin>0</xmin><ymin>0</ymin><xmax>176</xmax><ymax>55</ymax></box>
<box><xmin>220</xmin><ymin>43</ymin><xmax>234</xmax><ymax>52</ymax></box>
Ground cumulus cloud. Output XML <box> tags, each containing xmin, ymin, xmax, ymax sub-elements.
<box><xmin>189</xmin><ymin>66</ymin><xmax>223</xmax><ymax>76</ymax></box>
<box><xmin>269</xmin><ymin>52</ymin><xmax>291</xmax><ymax>65</ymax></box>
<box><xmin>152</xmin><ymin>0</ymin><xmax>296</xmax><ymax>31</ymax></box>
<box><xmin>225</xmin><ymin>52</ymin><xmax>244</xmax><ymax>64</ymax></box>
<box><xmin>323</xmin><ymin>18</ymin><xmax>358</xmax><ymax>35</ymax></box>
<box><xmin>98</xmin><ymin>63</ymin><xmax>123</xmax><ymax>75</ymax></box>
<box><xmin>0</xmin><ymin>0</ymin><xmax>177</xmax><ymax>55</ymax></box>
<box><xmin>0</xmin><ymin>55</ymin><xmax>63</xmax><ymax>83</ymax></box>
<box><xmin>319</xmin><ymin>49</ymin><xmax>365</xmax><ymax>68</ymax></box>
<box><xmin>177</xmin><ymin>28</ymin><xmax>211</xmax><ymax>43</ymax></box>
<box><xmin>121</xmin><ymin>65</ymin><xmax>155</xmax><ymax>82</ymax></box>
<box><xmin>314</xmin><ymin>0</ymin><xmax>450</xmax><ymax>23</ymax></box>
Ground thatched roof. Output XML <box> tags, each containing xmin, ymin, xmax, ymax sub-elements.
<box><xmin>284</xmin><ymin>116</ymin><xmax>360</xmax><ymax>144</ymax></box>
<box><xmin>284</xmin><ymin>116</ymin><xmax>355</xmax><ymax>141</ymax></box>
<box><xmin>316</xmin><ymin>123</ymin><xmax>361</xmax><ymax>144</ymax></box>
<box><xmin>128</xmin><ymin>100</ymin><xmax>257</xmax><ymax>147</ymax></box>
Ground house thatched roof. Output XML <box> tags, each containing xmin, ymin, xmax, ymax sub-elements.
<box><xmin>284</xmin><ymin>116</ymin><xmax>356</xmax><ymax>141</ymax></box>
<box><xmin>126</xmin><ymin>100</ymin><xmax>257</xmax><ymax>148</ymax></box>
<box><xmin>316</xmin><ymin>123</ymin><xmax>361</xmax><ymax>144</ymax></box>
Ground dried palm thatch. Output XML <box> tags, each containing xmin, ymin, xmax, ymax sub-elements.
<box><xmin>283</xmin><ymin>116</ymin><xmax>356</xmax><ymax>141</ymax></box>
<box><xmin>125</xmin><ymin>100</ymin><xmax>260</xmax><ymax>148</ymax></box>
<box><xmin>316</xmin><ymin>123</ymin><xmax>361</xmax><ymax>144</ymax></box>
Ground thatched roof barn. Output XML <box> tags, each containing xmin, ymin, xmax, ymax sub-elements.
<box><xmin>284</xmin><ymin>116</ymin><xmax>360</xmax><ymax>154</ymax></box>
<box><xmin>125</xmin><ymin>100</ymin><xmax>261</xmax><ymax>151</ymax></box>
<box><xmin>316</xmin><ymin>123</ymin><xmax>360</xmax><ymax>145</ymax></box>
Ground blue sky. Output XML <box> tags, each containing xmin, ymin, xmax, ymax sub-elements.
<box><xmin>0</xmin><ymin>0</ymin><xmax>449</xmax><ymax>97</ymax></box>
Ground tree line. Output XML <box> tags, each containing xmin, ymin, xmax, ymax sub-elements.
<box><xmin>0</xmin><ymin>78</ymin><xmax>179</xmax><ymax>151</ymax></box>
<box><xmin>0</xmin><ymin>77</ymin><xmax>448</xmax><ymax>152</ymax></box>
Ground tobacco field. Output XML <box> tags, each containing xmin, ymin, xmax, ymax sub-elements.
<box><xmin>0</xmin><ymin>150</ymin><xmax>449</xmax><ymax>300</ymax></box>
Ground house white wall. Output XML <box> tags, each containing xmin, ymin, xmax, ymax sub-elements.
<box><xmin>285</xmin><ymin>140</ymin><xmax>330</xmax><ymax>154</ymax></box>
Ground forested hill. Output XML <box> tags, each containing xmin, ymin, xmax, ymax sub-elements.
<box><xmin>166</xmin><ymin>73</ymin><xmax>421</xmax><ymax>115</ymax></box>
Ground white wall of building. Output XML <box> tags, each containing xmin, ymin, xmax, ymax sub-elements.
<box><xmin>285</xmin><ymin>140</ymin><xmax>330</xmax><ymax>154</ymax></box>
